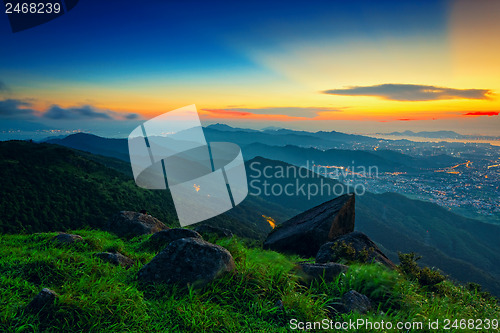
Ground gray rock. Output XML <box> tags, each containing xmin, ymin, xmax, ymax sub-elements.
<box><xmin>54</xmin><ymin>233</ymin><xmax>83</xmax><ymax>243</ymax></box>
<box><xmin>138</xmin><ymin>238</ymin><xmax>235</xmax><ymax>287</ymax></box>
<box><xmin>107</xmin><ymin>211</ymin><xmax>168</xmax><ymax>238</ymax></box>
<box><xmin>26</xmin><ymin>288</ymin><xmax>58</xmax><ymax>311</ymax></box>
<box><xmin>316</xmin><ymin>231</ymin><xmax>396</xmax><ymax>269</ymax></box>
<box><xmin>342</xmin><ymin>290</ymin><xmax>372</xmax><ymax>314</ymax></box>
<box><xmin>95</xmin><ymin>252</ymin><xmax>134</xmax><ymax>268</ymax></box>
<box><xmin>263</xmin><ymin>194</ymin><xmax>355</xmax><ymax>257</ymax></box>
<box><xmin>147</xmin><ymin>228</ymin><xmax>202</xmax><ymax>251</ymax></box>
<box><xmin>194</xmin><ymin>225</ymin><xmax>233</xmax><ymax>238</ymax></box>
<box><xmin>297</xmin><ymin>262</ymin><xmax>349</xmax><ymax>282</ymax></box>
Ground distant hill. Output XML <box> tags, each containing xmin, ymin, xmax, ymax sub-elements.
<box><xmin>243</xmin><ymin>142</ymin><xmax>459</xmax><ymax>171</ymax></box>
<box><xmin>47</xmin><ymin>133</ymin><xmax>460</xmax><ymax>174</ymax></box>
<box><xmin>383</xmin><ymin>130</ymin><xmax>500</xmax><ymax>140</ymax></box>
<box><xmin>46</xmin><ymin>133</ymin><xmax>130</xmax><ymax>161</ymax></box>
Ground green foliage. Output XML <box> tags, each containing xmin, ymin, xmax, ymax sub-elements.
<box><xmin>398</xmin><ymin>252</ymin><xmax>446</xmax><ymax>287</ymax></box>
<box><xmin>327</xmin><ymin>241</ymin><xmax>374</xmax><ymax>265</ymax></box>
<box><xmin>0</xmin><ymin>231</ymin><xmax>498</xmax><ymax>332</ymax></box>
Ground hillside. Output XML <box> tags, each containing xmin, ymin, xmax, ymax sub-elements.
<box><xmin>0</xmin><ymin>141</ymin><xmax>268</xmax><ymax>239</ymax></box>
<box><xmin>1</xmin><ymin>230</ymin><xmax>498</xmax><ymax>332</ymax></box>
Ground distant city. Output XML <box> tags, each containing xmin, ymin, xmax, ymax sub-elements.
<box><xmin>311</xmin><ymin>139</ymin><xmax>500</xmax><ymax>222</ymax></box>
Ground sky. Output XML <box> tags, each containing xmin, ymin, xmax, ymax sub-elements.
<box><xmin>1</xmin><ymin>0</ymin><xmax>500</xmax><ymax>137</ymax></box>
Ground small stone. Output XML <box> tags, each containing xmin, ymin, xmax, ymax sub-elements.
<box><xmin>95</xmin><ymin>252</ymin><xmax>134</xmax><ymax>268</ymax></box>
<box><xmin>26</xmin><ymin>288</ymin><xmax>58</xmax><ymax>311</ymax></box>
<box><xmin>297</xmin><ymin>262</ymin><xmax>348</xmax><ymax>282</ymax></box>
<box><xmin>342</xmin><ymin>290</ymin><xmax>372</xmax><ymax>314</ymax></box>
<box><xmin>54</xmin><ymin>233</ymin><xmax>83</xmax><ymax>243</ymax></box>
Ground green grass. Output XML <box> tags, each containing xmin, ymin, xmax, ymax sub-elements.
<box><xmin>0</xmin><ymin>230</ymin><xmax>498</xmax><ymax>332</ymax></box>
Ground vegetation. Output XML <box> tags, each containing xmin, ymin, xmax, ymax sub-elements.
<box><xmin>0</xmin><ymin>141</ymin><xmax>265</xmax><ymax>239</ymax></box>
<box><xmin>0</xmin><ymin>231</ymin><xmax>498</xmax><ymax>332</ymax></box>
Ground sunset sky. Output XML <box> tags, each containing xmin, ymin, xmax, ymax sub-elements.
<box><xmin>1</xmin><ymin>0</ymin><xmax>499</xmax><ymax>136</ymax></box>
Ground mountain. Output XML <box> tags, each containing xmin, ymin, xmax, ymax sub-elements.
<box><xmin>47</xmin><ymin>133</ymin><xmax>459</xmax><ymax>174</ymax></box>
<box><xmin>206</xmin><ymin>123</ymin><xmax>259</xmax><ymax>133</ymax></box>
<box><xmin>46</xmin><ymin>133</ymin><xmax>130</xmax><ymax>161</ymax></box>
<box><xmin>243</xmin><ymin>142</ymin><xmax>459</xmax><ymax>171</ymax></box>
<box><xmin>384</xmin><ymin>130</ymin><xmax>464</xmax><ymax>139</ymax></box>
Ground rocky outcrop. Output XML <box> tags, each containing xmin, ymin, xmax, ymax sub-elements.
<box><xmin>296</xmin><ymin>262</ymin><xmax>348</xmax><ymax>283</ymax></box>
<box><xmin>54</xmin><ymin>233</ymin><xmax>83</xmax><ymax>243</ymax></box>
<box><xmin>137</xmin><ymin>238</ymin><xmax>235</xmax><ymax>287</ymax></box>
<box><xmin>263</xmin><ymin>194</ymin><xmax>355</xmax><ymax>257</ymax></box>
<box><xmin>26</xmin><ymin>288</ymin><xmax>58</xmax><ymax>312</ymax></box>
<box><xmin>194</xmin><ymin>225</ymin><xmax>233</xmax><ymax>239</ymax></box>
<box><xmin>95</xmin><ymin>252</ymin><xmax>134</xmax><ymax>268</ymax></box>
<box><xmin>106</xmin><ymin>211</ymin><xmax>168</xmax><ymax>238</ymax></box>
<box><xmin>316</xmin><ymin>231</ymin><xmax>396</xmax><ymax>269</ymax></box>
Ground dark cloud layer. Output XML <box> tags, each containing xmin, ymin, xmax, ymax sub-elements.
<box><xmin>0</xmin><ymin>99</ymin><xmax>37</xmax><ymax>118</ymax></box>
<box><xmin>43</xmin><ymin>105</ymin><xmax>113</xmax><ymax>120</ymax></box>
<box><xmin>322</xmin><ymin>84</ymin><xmax>492</xmax><ymax>101</ymax></box>
<box><xmin>0</xmin><ymin>98</ymin><xmax>141</xmax><ymax>121</ymax></box>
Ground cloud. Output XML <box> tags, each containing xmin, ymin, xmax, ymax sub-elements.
<box><xmin>463</xmin><ymin>111</ymin><xmax>499</xmax><ymax>116</ymax></box>
<box><xmin>322</xmin><ymin>84</ymin><xmax>492</xmax><ymax>101</ymax></box>
<box><xmin>124</xmin><ymin>113</ymin><xmax>140</xmax><ymax>120</ymax></box>
<box><xmin>0</xmin><ymin>98</ymin><xmax>141</xmax><ymax>121</ymax></box>
<box><xmin>43</xmin><ymin>105</ymin><xmax>113</xmax><ymax>120</ymax></box>
<box><xmin>202</xmin><ymin>106</ymin><xmax>341</xmax><ymax>118</ymax></box>
<box><xmin>0</xmin><ymin>99</ymin><xmax>37</xmax><ymax>118</ymax></box>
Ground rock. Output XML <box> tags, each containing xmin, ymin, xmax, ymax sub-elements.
<box><xmin>273</xmin><ymin>300</ymin><xmax>284</xmax><ymax>312</ymax></box>
<box><xmin>149</xmin><ymin>228</ymin><xmax>202</xmax><ymax>247</ymax></box>
<box><xmin>137</xmin><ymin>238</ymin><xmax>235</xmax><ymax>287</ymax></box>
<box><xmin>26</xmin><ymin>288</ymin><xmax>58</xmax><ymax>311</ymax></box>
<box><xmin>342</xmin><ymin>290</ymin><xmax>371</xmax><ymax>314</ymax></box>
<box><xmin>107</xmin><ymin>211</ymin><xmax>168</xmax><ymax>238</ymax></box>
<box><xmin>316</xmin><ymin>231</ymin><xmax>396</xmax><ymax>269</ymax></box>
<box><xmin>263</xmin><ymin>194</ymin><xmax>355</xmax><ymax>257</ymax></box>
<box><xmin>194</xmin><ymin>225</ymin><xmax>233</xmax><ymax>238</ymax></box>
<box><xmin>54</xmin><ymin>233</ymin><xmax>83</xmax><ymax>243</ymax></box>
<box><xmin>95</xmin><ymin>252</ymin><xmax>134</xmax><ymax>268</ymax></box>
<box><xmin>297</xmin><ymin>262</ymin><xmax>349</xmax><ymax>282</ymax></box>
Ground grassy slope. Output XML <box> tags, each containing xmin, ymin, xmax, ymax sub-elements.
<box><xmin>0</xmin><ymin>231</ymin><xmax>498</xmax><ymax>333</ymax></box>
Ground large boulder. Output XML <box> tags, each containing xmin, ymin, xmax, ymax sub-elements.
<box><xmin>296</xmin><ymin>262</ymin><xmax>348</xmax><ymax>283</ymax></box>
<box><xmin>316</xmin><ymin>231</ymin><xmax>396</xmax><ymax>269</ymax></box>
<box><xmin>263</xmin><ymin>194</ymin><xmax>355</xmax><ymax>257</ymax></box>
<box><xmin>146</xmin><ymin>228</ymin><xmax>202</xmax><ymax>251</ymax></box>
<box><xmin>137</xmin><ymin>238</ymin><xmax>235</xmax><ymax>287</ymax></box>
<box><xmin>106</xmin><ymin>211</ymin><xmax>168</xmax><ymax>238</ymax></box>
